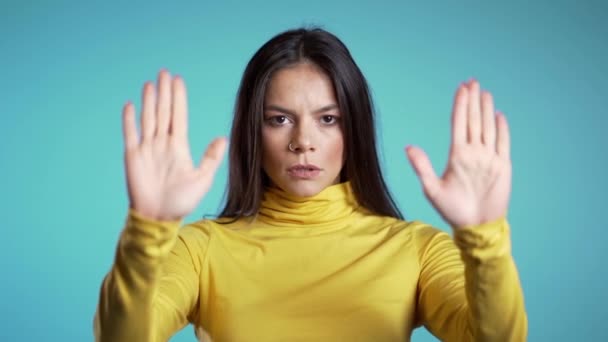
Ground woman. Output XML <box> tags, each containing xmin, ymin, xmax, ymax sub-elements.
<box><xmin>94</xmin><ymin>28</ymin><xmax>527</xmax><ymax>341</ymax></box>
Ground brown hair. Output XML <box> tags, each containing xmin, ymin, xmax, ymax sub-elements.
<box><xmin>217</xmin><ymin>27</ymin><xmax>403</xmax><ymax>221</ymax></box>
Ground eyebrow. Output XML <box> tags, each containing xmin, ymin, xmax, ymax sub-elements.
<box><xmin>264</xmin><ymin>104</ymin><xmax>339</xmax><ymax>115</ymax></box>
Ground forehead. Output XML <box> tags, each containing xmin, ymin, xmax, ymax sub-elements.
<box><xmin>265</xmin><ymin>63</ymin><xmax>336</xmax><ymax>103</ymax></box>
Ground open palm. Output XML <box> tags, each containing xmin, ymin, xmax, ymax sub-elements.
<box><xmin>406</xmin><ymin>79</ymin><xmax>512</xmax><ymax>229</ymax></box>
<box><xmin>122</xmin><ymin>70</ymin><xmax>226</xmax><ymax>221</ymax></box>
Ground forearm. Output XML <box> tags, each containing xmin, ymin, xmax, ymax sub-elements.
<box><xmin>455</xmin><ymin>217</ymin><xmax>527</xmax><ymax>341</ymax></box>
<box><xmin>94</xmin><ymin>209</ymin><xmax>181</xmax><ymax>342</ymax></box>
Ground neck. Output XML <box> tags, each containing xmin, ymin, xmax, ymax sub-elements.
<box><xmin>257</xmin><ymin>181</ymin><xmax>359</xmax><ymax>227</ymax></box>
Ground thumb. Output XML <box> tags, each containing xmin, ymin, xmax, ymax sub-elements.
<box><xmin>405</xmin><ymin>145</ymin><xmax>441</xmax><ymax>200</ymax></box>
<box><xmin>198</xmin><ymin>137</ymin><xmax>227</xmax><ymax>172</ymax></box>
<box><xmin>195</xmin><ymin>137</ymin><xmax>227</xmax><ymax>190</ymax></box>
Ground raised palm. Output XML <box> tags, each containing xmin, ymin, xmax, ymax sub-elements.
<box><xmin>406</xmin><ymin>79</ymin><xmax>512</xmax><ymax>229</ymax></box>
<box><xmin>122</xmin><ymin>69</ymin><xmax>226</xmax><ymax>221</ymax></box>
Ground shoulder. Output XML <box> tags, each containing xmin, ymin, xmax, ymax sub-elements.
<box><xmin>378</xmin><ymin>215</ymin><xmax>455</xmax><ymax>254</ymax></box>
<box><xmin>178</xmin><ymin>216</ymin><xmax>253</xmax><ymax>240</ymax></box>
<box><xmin>171</xmin><ymin>218</ymin><xmax>234</xmax><ymax>260</ymax></box>
<box><xmin>408</xmin><ymin>220</ymin><xmax>452</xmax><ymax>242</ymax></box>
<box><xmin>369</xmin><ymin>213</ymin><xmax>447</xmax><ymax>237</ymax></box>
<box><xmin>355</xmin><ymin>213</ymin><xmax>450</xmax><ymax>249</ymax></box>
<box><xmin>174</xmin><ymin>219</ymin><xmax>216</xmax><ymax>252</ymax></box>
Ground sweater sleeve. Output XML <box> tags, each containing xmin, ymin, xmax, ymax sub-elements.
<box><xmin>93</xmin><ymin>209</ymin><xmax>205</xmax><ymax>342</ymax></box>
<box><xmin>415</xmin><ymin>217</ymin><xmax>528</xmax><ymax>341</ymax></box>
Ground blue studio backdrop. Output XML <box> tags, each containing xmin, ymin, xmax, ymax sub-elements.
<box><xmin>1</xmin><ymin>1</ymin><xmax>606</xmax><ymax>341</ymax></box>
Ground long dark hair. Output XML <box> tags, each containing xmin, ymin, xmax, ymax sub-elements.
<box><xmin>218</xmin><ymin>27</ymin><xmax>403</xmax><ymax>221</ymax></box>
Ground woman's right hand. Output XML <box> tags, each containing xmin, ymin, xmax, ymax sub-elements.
<box><xmin>122</xmin><ymin>69</ymin><xmax>227</xmax><ymax>221</ymax></box>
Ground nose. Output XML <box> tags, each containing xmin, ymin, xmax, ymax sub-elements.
<box><xmin>290</xmin><ymin>119</ymin><xmax>316</xmax><ymax>152</ymax></box>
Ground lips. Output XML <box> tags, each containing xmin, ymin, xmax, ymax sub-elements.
<box><xmin>287</xmin><ymin>164</ymin><xmax>321</xmax><ymax>172</ymax></box>
<box><xmin>287</xmin><ymin>164</ymin><xmax>321</xmax><ymax>179</ymax></box>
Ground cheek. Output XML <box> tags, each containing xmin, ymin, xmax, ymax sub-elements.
<box><xmin>327</xmin><ymin>133</ymin><xmax>345</xmax><ymax>164</ymax></box>
<box><xmin>262</xmin><ymin>129</ymin><xmax>286</xmax><ymax>170</ymax></box>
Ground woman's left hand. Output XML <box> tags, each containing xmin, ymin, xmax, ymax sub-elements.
<box><xmin>405</xmin><ymin>79</ymin><xmax>512</xmax><ymax>229</ymax></box>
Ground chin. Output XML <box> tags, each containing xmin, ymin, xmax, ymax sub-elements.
<box><xmin>282</xmin><ymin>180</ymin><xmax>327</xmax><ymax>198</ymax></box>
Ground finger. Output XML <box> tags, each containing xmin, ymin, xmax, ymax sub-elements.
<box><xmin>171</xmin><ymin>76</ymin><xmax>188</xmax><ymax>141</ymax></box>
<box><xmin>122</xmin><ymin>102</ymin><xmax>139</xmax><ymax>151</ymax></box>
<box><xmin>496</xmin><ymin>111</ymin><xmax>511</xmax><ymax>159</ymax></box>
<box><xmin>141</xmin><ymin>82</ymin><xmax>156</xmax><ymax>141</ymax></box>
<box><xmin>405</xmin><ymin>145</ymin><xmax>441</xmax><ymax>200</ymax></box>
<box><xmin>155</xmin><ymin>69</ymin><xmax>172</xmax><ymax>137</ymax></box>
<box><xmin>198</xmin><ymin>137</ymin><xmax>227</xmax><ymax>175</ymax></box>
<box><xmin>451</xmin><ymin>83</ymin><xmax>468</xmax><ymax>146</ymax></box>
<box><xmin>481</xmin><ymin>90</ymin><xmax>496</xmax><ymax>147</ymax></box>
<box><xmin>467</xmin><ymin>79</ymin><xmax>482</xmax><ymax>143</ymax></box>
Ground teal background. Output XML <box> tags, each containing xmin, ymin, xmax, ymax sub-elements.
<box><xmin>1</xmin><ymin>0</ymin><xmax>606</xmax><ymax>340</ymax></box>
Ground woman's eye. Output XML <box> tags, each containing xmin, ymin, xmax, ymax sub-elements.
<box><xmin>267</xmin><ymin>115</ymin><xmax>289</xmax><ymax>126</ymax></box>
<box><xmin>266</xmin><ymin>115</ymin><xmax>287</xmax><ymax>125</ymax></box>
<box><xmin>321</xmin><ymin>115</ymin><xmax>338</xmax><ymax>124</ymax></box>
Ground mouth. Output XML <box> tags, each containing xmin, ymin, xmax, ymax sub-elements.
<box><xmin>288</xmin><ymin>164</ymin><xmax>321</xmax><ymax>171</ymax></box>
<box><xmin>287</xmin><ymin>164</ymin><xmax>322</xmax><ymax>179</ymax></box>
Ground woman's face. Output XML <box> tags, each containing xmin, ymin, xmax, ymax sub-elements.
<box><xmin>262</xmin><ymin>62</ymin><xmax>345</xmax><ymax>197</ymax></box>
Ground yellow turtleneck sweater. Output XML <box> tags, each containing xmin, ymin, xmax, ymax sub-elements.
<box><xmin>93</xmin><ymin>182</ymin><xmax>527</xmax><ymax>341</ymax></box>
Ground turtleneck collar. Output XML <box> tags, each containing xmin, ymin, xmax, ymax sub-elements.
<box><xmin>257</xmin><ymin>182</ymin><xmax>359</xmax><ymax>227</ymax></box>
